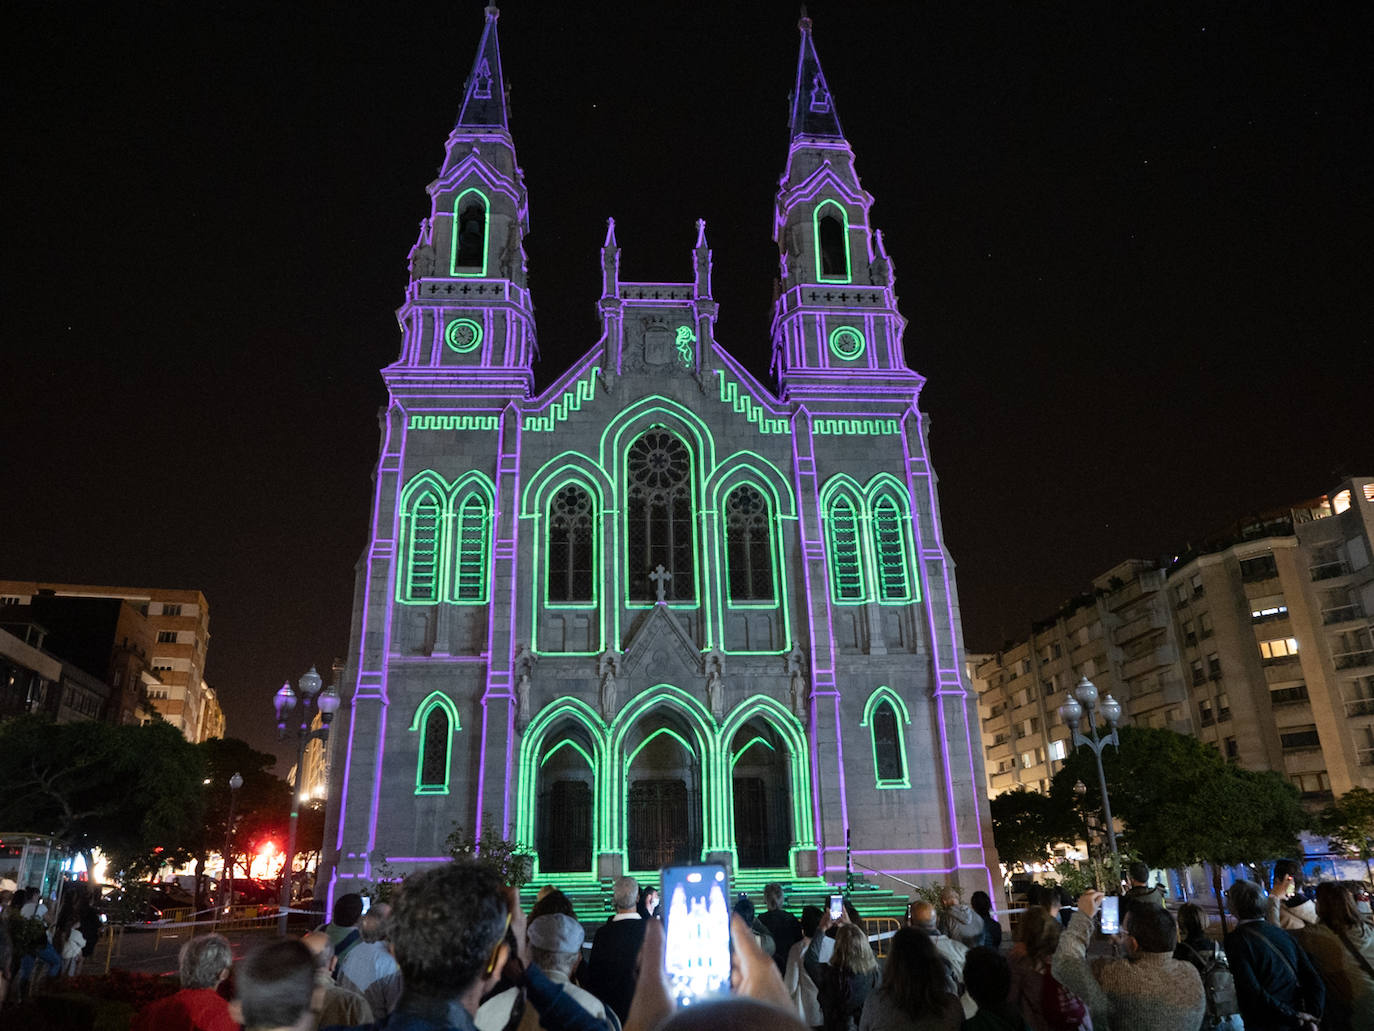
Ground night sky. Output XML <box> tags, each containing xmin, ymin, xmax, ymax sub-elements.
<box><xmin>4</xmin><ymin>2</ymin><xmax>1371</xmax><ymax>766</ymax></box>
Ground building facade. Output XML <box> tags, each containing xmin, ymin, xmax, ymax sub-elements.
<box><xmin>0</xmin><ymin>581</ymin><xmax>222</xmax><ymax>740</ymax></box>
<box><xmin>975</xmin><ymin>477</ymin><xmax>1374</xmax><ymax>806</ymax></box>
<box><xmin>322</xmin><ymin>10</ymin><xmax>996</xmax><ymax>900</ymax></box>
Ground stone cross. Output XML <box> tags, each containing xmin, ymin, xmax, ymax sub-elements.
<box><xmin>649</xmin><ymin>565</ymin><xmax>671</xmax><ymax>604</ymax></box>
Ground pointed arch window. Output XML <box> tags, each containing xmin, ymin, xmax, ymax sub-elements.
<box><xmin>450</xmin><ymin>489</ymin><xmax>491</xmax><ymax>603</ymax></box>
<box><xmin>862</xmin><ymin>688</ymin><xmax>911</xmax><ymax>789</ymax></box>
<box><xmin>814</xmin><ymin>200</ymin><xmax>851</xmax><ymax>283</ymax></box>
<box><xmin>725</xmin><ymin>484</ymin><xmax>775</xmax><ymax>604</ymax></box>
<box><xmin>547</xmin><ymin>484</ymin><xmax>595</xmax><ymax>604</ymax></box>
<box><xmin>411</xmin><ymin>691</ymin><xmax>461</xmax><ymax>795</ymax></box>
<box><xmin>871</xmin><ymin>492</ymin><xmax>916</xmax><ymax>604</ymax></box>
<box><xmin>451</xmin><ymin>188</ymin><xmax>490</xmax><ymax>276</ymax></box>
<box><xmin>825</xmin><ymin>493</ymin><xmax>867</xmax><ymax>604</ymax></box>
<box><xmin>398</xmin><ymin>477</ymin><xmax>446</xmax><ymax>604</ymax></box>
<box><xmin>626</xmin><ymin>430</ymin><xmax>696</xmax><ymax>602</ymax></box>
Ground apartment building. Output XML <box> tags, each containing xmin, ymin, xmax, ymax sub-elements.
<box><xmin>0</xmin><ymin>581</ymin><xmax>223</xmax><ymax>742</ymax></box>
<box><xmin>976</xmin><ymin>477</ymin><xmax>1374</xmax><ymax>806</ymax></box>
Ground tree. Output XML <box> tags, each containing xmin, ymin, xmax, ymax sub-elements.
<box><xmin>989</xmin><ymin>788</ymin><xmax>1076</xmax><ymax>869</ymax></box>
<box><xmin>1321</xmin><ymin>787</ymin><xmax>1374</xmax><ymax>881</ymax></box>
<box><xmin>0</xmin><ymin>716</ymin><xmax>206</xmax><ymax>879</ymax></box>
<box><xmin>445</xmin><ymin>820</ymin><xmax>535</xmax><ymax>886</ymax></box>
<box><xmin>1049</xmin><ymin>725</ymin><xmax>1307</xmax><ymax>904</ymax></box>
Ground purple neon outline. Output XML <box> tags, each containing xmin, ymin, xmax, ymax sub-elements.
<box><xmin>384</xmin><ymin>856</ymin><xmax>454</xmax><ymax>864</ymax></box>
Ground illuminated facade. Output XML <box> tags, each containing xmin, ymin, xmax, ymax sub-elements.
<box><xmin>322</xmin><ymin>9</ymin><xmax>997</xmax><ymax>899</ymax></box>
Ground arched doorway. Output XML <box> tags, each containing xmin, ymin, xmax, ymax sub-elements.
<box><xmin>729</xmin><ymin>720</ymin><xmax>791</xmax><ymax>868</ymax></box>
<box><xmin>624</xmin><ymin>715</ymin><xmax>704</xmax><ymax>871</ymax></box>
<box><xmin>536</xmin><ymin>724</ymin><xmax>596</xmax><ymax>873</ymax></box>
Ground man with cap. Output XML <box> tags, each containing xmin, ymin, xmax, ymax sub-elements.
<box><xmin>476</xmin><ymin>913</ymin><xmax>620</xmax><ymax>1031</ymax></box>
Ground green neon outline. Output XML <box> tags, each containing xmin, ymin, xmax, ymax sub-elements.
<box><xmin>523</xmin><ymin>368</ymin><xmax>600</xmax><ymax>433</ymax></box>
<box><xmin>719</xmin><ymin>695</ymin><xmax>817</xmax><ymax>854</ymax></box>
<box><xmin>819</xmin><ymin>476</ymin><xmax>869</xmax><ymax>604</ymax></box>
<box><xmin>730</xmin><ymin>735</ymin><xmax>776</xmax><ymax>765</ymax></box>
<box><xmin>865</xmin><ymin>474</ymin><xmax>921</xmax><ymax>606</ymax></box>
<box><xmin>625</xmin><ymin>725</ymin><xmax>698</xmax><ymax>769</ymax></box>
<box><xmin>861</xmin><ymin>686</ymin><xmax>911</xmax><ymax>790</ymax></box>
<box><xmin>408</xmin><ymin>414</ymin><xmax>500</xmax><ymax>431</ymax></box>
<box><xmin>716</xmin><ymin>372</ymin><xmax>790</xmax><ymax>435</ymax></box>
<box><xmin>540</xmin><ymin>738</ymin><xmax>595</xmax><ymax>769</ymax></box>
<box><xmin>410</xmin><ymin>690</ymin><xmax>462</xmax><ymax>795</ymax></box>
<box><xmin>397</xmin><ymin>471</ymin><xmax>448</xmax><ymax>604</ymax></box>
<box><xmin>675</xmin><ymin>326</ymin><xmax>696</xmax><ymax>368</ymax></box>
<box><xmin>516</xmin><ymin>699</ymin><xmax>608</xmax><ymax>878</ymax></box>
<box><xmin>812</xmin><ymin>418</ymin><xmax>901</xmax><ymax>435</ymax></box>
<box><xmin>447</xmin><ymin>474</ymin><xmax>494</xmax><ymax>604</ymax></box>
<box><xmin>449</xmin><ymin>187</ymin><xmax>490</xmax><ymax>277</ymax></box>
<box><xmin>813</xmin><ymin>199</ymin><xmax>852</xmax><ymax>284</ymax></box>
<box><xmin>827</xmin><ymin>325</ymin><xmax>866</xmax><ymax>361</ymax></box>
<box><xmin>445</xmin><ymin>317</ymin><xmax>484</xmax><ymax>354</ymax></box>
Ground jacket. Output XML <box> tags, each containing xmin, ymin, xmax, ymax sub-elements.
<box><xmin>1293</xmin><ymin>921</ymin><xmax>1374</xmax><ymax>1029</ymax></box>
<box><xmin>857</xmin><ymin>985</ymin><xmax>962</xmax><ymax>1031</ymax></box>
<box><xmin>804</xmin><ymin>933</ymin><xmax>880</xmax><ymax>1031</ymax></box>
<box><xmin>939</xmin><ymin>905</ymin><xmax>985</xmax><ymax>948</ymax></box>
<box><xmin>1223</xmin><ymin>919</ymin><xmax>1325</xmax><ymax>1031</ymax></box>
<box><xmin>1264</xmin><ymin>893</ymin><xmax>1318</xmax><ymax>932</ymax></box>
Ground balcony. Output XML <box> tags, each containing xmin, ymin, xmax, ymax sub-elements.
<box><xmin>1323</xmin><ymin>604</ymin><xmax>1366</xmax><ymax>626</ymax></box>
<box><xmin>1334</xmin><ymin>650</ymin><xmax>1374</xmax><ymax>671</ymax></box>
<box><xmin>1358</xmin><ymin>748</ymin><xmax>1374</xmax><ymax>768</ymax></box>
<box><xmin>1123</xmin><ymin>644</ymin><xmax>1175</xmax><ymax>680</ymax></box>
<box><xmin>1114</xmin><ymin>608</ymin><xmax>1170</xmax><ymax>643</ymax></box>
<box><xmin>1344</xmin><ymin>699</ymin><xmax>1374</xmax><ymax>718</ymax></box>
<box><xmin>1311</xmin><ymin>559</ymin><xmax>1351</xmax><ymax>582</ymax></box>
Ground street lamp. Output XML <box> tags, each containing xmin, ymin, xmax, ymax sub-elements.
<box><xmin>1058</xmin><ymin>676</ymin><xmax>1123</xmax><ymax>875</ymax></box>
<box><xmin>274</xmin><ymin>666</ymin><xmax>339</xmax><ymax>934</ymax></box>
<box><xmin>221</xmin><ymin>772</ymin><xmax>243</xmax><ymax>910</ymax></box>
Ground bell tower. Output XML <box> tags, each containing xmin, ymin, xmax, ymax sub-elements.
<box><xmin>392</xmin><ymin>3</ymin><xmax>536</xmax><ymax>399</ymax></box>
<box><xmin>770</xmin><ymin>12</ymin><xmax>917</xmax><ymax>402</ymax></box>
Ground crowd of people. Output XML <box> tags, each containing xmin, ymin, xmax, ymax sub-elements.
<box><xmin>6</xmin><ymin>859</ymin><xmax>1374</xmax><ymax>1031</ymax></box>
<box><xmin>0</xmin><ymin>879</ymin><xmax>104</xmax><ymax>1003</ymax></box>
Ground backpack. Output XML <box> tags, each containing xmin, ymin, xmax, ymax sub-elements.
<box><xmin>1184</xmin><ymin>941</ymin><xmax>1240</xmax><ymax>1028</ymax></box>
<box><xmin>1040</xmin><ymin>970</ymin><xmax>1087</xmax><ymax>1031</ymax></box>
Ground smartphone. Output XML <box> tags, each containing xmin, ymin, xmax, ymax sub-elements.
<box><xmin>1099</xmin><ymin>895</ymin><xmax>1120</xmax><ymax>935</ymax></box>
<box><xmin>360</xmin><ymin>895</ymin><xmax>372</xmax><ymax>915</ymax></box>
<box><xmin>1285</xmin><ymin>880</ymin><xmax>1297</xmax><ymax>899</ymax></box>
<box><xmin>661</xmin><ymin>864</ymin><xmax>731</xmax><ymax>1006</ymax></box>
<box><xmin>829</xmin><ymin>894</ymin><xmax>844</xmax><ymax>919</ymax></box>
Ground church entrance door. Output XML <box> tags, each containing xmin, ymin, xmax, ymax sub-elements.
<box><xmin>624</xmin><ymin>717</ymin><xmax>703</xmax><ymax>871</ymax></box>
<box><xmin>539</xmin><ymin>780</ymin><xmax>592</xmax><ymax>872</ymax></box>
<box><xmin>730</xmin><ymin>721</ymin><xmax>791</xmax><ymax>868</ymax></box>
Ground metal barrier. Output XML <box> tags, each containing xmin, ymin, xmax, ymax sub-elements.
<box><xmin>103</xmin><ymin>923</ymin><xmax>124</xmax><ymax>973</ymax></box>
<box><xmin>153</xmin><ymin>908</ymin><xmax>195</xmax><ymax>951</ymax></box>
<box><xmin>213</xmin><ymin>904</ymin><xmax>277</xmax><ymax>931</ymax></box>
<box><xmin>863</xmin><ymin>916</ymin><xmax>901</xmax><ymax>957</ymax></box>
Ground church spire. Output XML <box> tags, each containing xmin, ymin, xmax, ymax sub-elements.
<box><xmin>789</xmin><ymin>8</ymin><xmax>843</xmax><ymax>141</ymax></box>
<box><xmin>455</xmin><ymin>4</ymin><xmax>508</xmax><ymax>131</ymax></box>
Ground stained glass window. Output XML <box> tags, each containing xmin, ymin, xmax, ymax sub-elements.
<box><xmin>826</xmin><ymin>494</ymin><xmax>866</xmax><ymax>603</ymax></box>
<box><xmin>548</xmin><ymin>484</ymin><xmax>594</xmax><ymax>603</ymax></box>
<box><xmin>626</xmin><ymin>430</ymin><xmax>695</xmax><ymax>602</ymax></box>
<box><xmin>725</xmin><ymin>485</ymin><xmax>775</xmax><ymax>603</ymax></box>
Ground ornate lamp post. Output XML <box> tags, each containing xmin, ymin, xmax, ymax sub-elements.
<box><xmin>1058</xmin><ymin>676</ymin><xmax>1123</xmax><ymax>873</ymax></box>
<box><xmin>274</xmin><ymin>667</ymin><xmax>339</xmax><ymax>934</ymax></box>
<box><xmin>221</xmin><ymin>772</ymin><xmax>243</xmax><ymax>910</ymax></box>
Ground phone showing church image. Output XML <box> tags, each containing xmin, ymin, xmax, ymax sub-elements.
<box><xmin>662</xmin><ymin>864</ymin><xmax>731</xmax><ymax>1006</ymax></box>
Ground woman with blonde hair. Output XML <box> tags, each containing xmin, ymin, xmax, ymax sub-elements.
<box><xmin>804</xmin><ymin>909</ymin><xmax>880</xmax><ymax>1031</ymax></box>
<box><xmin>1008</xmin><ymin>905</ymin><xmax>1090</xmax><ymax>1031</ymax></box>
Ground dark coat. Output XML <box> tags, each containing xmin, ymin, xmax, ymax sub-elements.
<box><xmin>1223</xmin><ymin>919</ymin><xmax>1325</xmax><ymax>1031</ymax></box>
<box><xmin>582</xmin><ymin>917</ymin><xmax>648</xmax><ymax>1024</ymax></box>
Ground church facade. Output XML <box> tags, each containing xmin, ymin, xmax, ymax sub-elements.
<box><xmin>321</xmin><ymin>8</ymin><xmax>998</xmax><ymax>901</ymax></box>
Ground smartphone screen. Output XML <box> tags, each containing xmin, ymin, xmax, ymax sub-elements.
<box><xmin>661</xmin><ymin>864</ymin><xmax>731</xmax><ymax>1006</ymax></box>
<box><xmin>360</xmin><ymin>896</ymin><xmax>371</xmax><ymax>915</ymax></box>
<box><xmin>1099</xmin><ymin>895</ymin><xmax>1120</xmax><ymax>935</ymax></box>
<box><xmin>1285</xmin><ymin>880</ymin><xmax>1297</xmax><ymax>899</ymax></box>
<box><xmin>829</xmin><ymin>894</ymin><xmax>843</xmax><ymax>919</ymax></box>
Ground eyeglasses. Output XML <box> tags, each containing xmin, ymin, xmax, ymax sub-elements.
<box><xmin>484</xmin><ymin>910</ymin><xmax>513</xmax><ymax>976</ymax></box>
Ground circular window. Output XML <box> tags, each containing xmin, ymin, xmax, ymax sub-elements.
<box><xmin>828</xmin><ymin>325</ymin><xmax>866</xmax><ymax>361</ymax></box>
<box><xmin>445</xmin><ymin>318</ymin><xmax>483</xmax><ymax>354</ymax></box>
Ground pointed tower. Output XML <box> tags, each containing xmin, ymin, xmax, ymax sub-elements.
<box><xmin>770</xmin><ymin>11</ymin><xmax>918</xmax><ymax>402</ymax></box>
<box><xmin>392</xmin><ymin>3</ymin><xmax>536</xmax><ymax>399</ymax></box>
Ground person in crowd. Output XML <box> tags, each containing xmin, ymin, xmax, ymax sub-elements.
<box><xmin>968</xmin><ymin>893</ymin><xmax>1001</xmax><ymax>951</ymax></box>
<box><xmin>303</xmin><ymin>930</ymin><xmax>373</xmax><ymax>1029</ymax></box>
<box><xmin>338</xmin><ymin>909</ymin><xmax>403</xmax><ymax>1019</ymax></box>
<box><xmin>1122</xmin><ymin>862</ymin><xmax>1168</xmax><ymax>924</ymax></box>
<box><xmin>785</xmin><ymin>905</ymin><xmax>832</xmax><ymax>1028</ymax></box>
<box><xmin>78</xmin><ymin>885</ymin><xmax>102</xmax><ymax>964</ymax></box>
<box><xmin>961</xmin><ymin>947</ymin><xmax>1028</xmax><ymax>1030</ymax></box>
<box><xmin>1007</xmin><ymin>906</ymin><xmax>1087</xmax><ymax>1031</ymax></box>
<box><xmin>477</xmin><ymin>913</ymin><xmax>618</xmax><ymax>1031</ymax></box>
<box><xmin>231</xmin><ymin>939</ymin><xmax>321</xmax><ymax>1031</ymax></box>
<box><xmin>1051</xmin><ymin>889</ymin><xmax>1204</xmax><ymax>1031</ymax></box>
<box><xmin>910</xmin><ymin>901</ymin><xmax>973</xmax><ymax>1018</ymax></box>
<box><xmin>319</xmin><ymin>893</ymin><xmax>367</xmax><ymax>969</ymax></box>
<box><xmin>938</xmin><ymin>888</ymin><xmax>985</xmax><ymax>949</ymax></box>
<box><xmin>54</xmin><ymin>890</ymin><xmax>87</xmax><ymax>977</ymax></box>
<box><xmin>1172</xmin><ymin>903</ymin><xmax>1241</xmax><ymax>1031</ymax></box>
<box><xmin>0</xmin><ymin>890</ymin><xmax>13</xmax><ymax>1006</ymax></box>
<box><xmin>133</xmin><ymin>933</ymin><xmax>238</xmax><ymax>1031</ymax></box>
<box><xmin>326</xmin><ymin>859</ymin><xmax>610</xmax><ymax>1031</ymax></box>
<box><xmin>1266</xmin><ymin>859</ymin><xmax>1319</xmax><ymax>932</ymax></box>
<box><xmin>584</xmin><ymin>875</ymin><xmax>648</xmax><ymax>1024</ymax></box>
<box><xmin>1292</xmin><ymin>881</ymin><xmax>1374</xmax><ymax>1030</ymax></box>
<box><xmin>1223</xmin><ymin>878</ymin><xmax>1323</xmax><ymax>1031</ymax></box>
<box><xmin>803</xmin><ymin>909</ymin><xmax>879</xmax><ymax>1031</ymax></box>
<box><xmin>636</xmin><ymin>886</ymin><xmax>660</xmax><ymax>921</ymax></box>
<box><xmin>530</xmin><ymin>889</ymin><xmax>578</xmax><ymax>923</ymax></box>
<box><xmin>14</xmin><ymin>886</ymin><xmax>62</xmax><ymax>993</ymax></box>
<box><xmin>759</xmin><ymin>883</ymin><xmax>805</xmax><ymax>975</ymax></box>
<box><xmin>733</xmin><ymin>895</ymin><xmax>778</xmax><ymax>961</ymax></box>
<box><xmin>858</xmin><ymin>926</ymin><xmax>962</xmax><ymax>1031</ymax></box>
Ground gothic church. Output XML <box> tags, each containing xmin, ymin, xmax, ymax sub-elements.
<box><xmin>322</xmin><ymin>6</ymin><xmax>998</xmax><ymax>905</ymax></box>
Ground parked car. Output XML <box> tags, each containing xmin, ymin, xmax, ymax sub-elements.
<box><xmin>98</xmin><ymin>884</ymin><xmax>195</xmax><ymax>927</ymax></box>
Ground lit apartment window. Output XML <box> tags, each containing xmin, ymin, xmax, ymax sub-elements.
<box><xmin>1259</xmin><ymin>637</ymin><xmax>1300</xmax><ymax>661</ymax></box>
<box><xmin>1048</xmin><ymin>739</ymin><xmax>1068</xmax><ymax>762</ymax></box>
<box><xmin>1019</xmin><ymin>751</ymin><xmax>1035</xmax><ymax>769</ymax></box>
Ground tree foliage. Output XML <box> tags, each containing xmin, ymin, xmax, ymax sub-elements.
<box><xmin>445</xmin><ymin>820</ymin><xmax>535</xmax><ymax>887</ymax></box>
<box><xmin>990</xmin><ymin>788</ymin><xmax>1076</xmax><ymax>868</ymax></box>
<box><xmin>0</xmin><ymin>716</ymin><xmax>205</xmax><ymax>877</ymax></box>
<box><xmin>1049</xmin><ymin>725</ymin><xmax>1307</xmax><ymax>871</ymax></box>
<box><xmin>1321</xmin><ymin>787</ymin><xmax>1374</xmax><ymax>879</ymax></box>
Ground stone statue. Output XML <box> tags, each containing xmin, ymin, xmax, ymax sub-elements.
<box><xmin>597</xmin><ymin>649</ymin><xmax>622</xmax><ymax>719</ymax></box>
<box><xmin>515</xmin><ymin>673</ymin><xmax>531</xmax><ymax>731</ymax></box>
<box><xmin>787</xmin><ymin>644</ymin><xmax>808</xmax><ymax>719</ymax></box>
<box><xmin>513</xmin><ymin>643</ymin><xmax>535</xmax><ymax>681</ymax></box>
<box><xmin>706</xmin><ymin>669</ymin><xmax>724</xmax><ymax>721</ymax></box>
